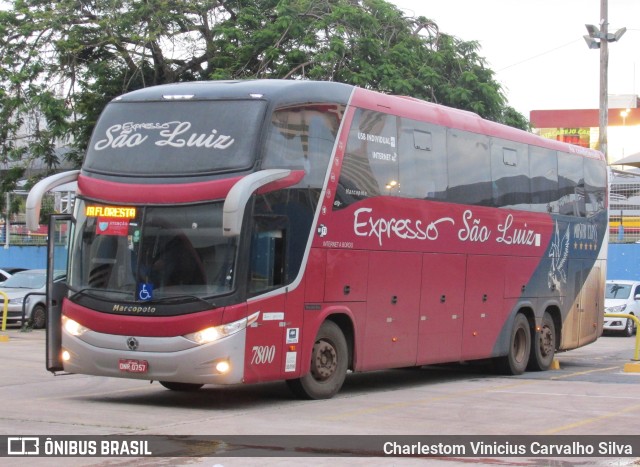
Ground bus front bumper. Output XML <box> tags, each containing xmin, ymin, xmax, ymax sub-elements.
<box><xmin>60</xmin><ymin>326</ymin><xmax>247</xmax><ymax>385</ymax></box>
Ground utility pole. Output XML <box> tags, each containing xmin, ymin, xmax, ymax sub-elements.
<box><xmin>584</xmin><ymin>0</ymin><xmax>626</xmax><ymax>164</ymax></box>
<box><xmin>599</xmin><ymin>0</ymin><xmax>609</xmax><ymax>161</ymax></box>
<box><xmin>4</xmin><ymin>192</ymin><xmax>9</xmax><ymax>249</ymax></box>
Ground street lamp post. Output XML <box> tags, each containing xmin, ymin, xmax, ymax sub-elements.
<box><xmin>583</xmin><ymin>0</ymin><xmax>626</xmax><ymax>164</ymax></box>
<box><xmin>620</xmin><ymin>109</ymin><xmax>629</xmax><ymax>126</ymax></box>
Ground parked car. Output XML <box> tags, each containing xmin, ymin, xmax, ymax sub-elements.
<box><xmin>0</xmin><ymin>269</ymin><xmax>65</xmax><ymax>329</ymax></box>
<box><xmin>604</xmin><ymin>280</ymin><xmax>640</xmax><ymax>336</ymax></box>
<box><xmin>0</xmin><ymin>267</ymin><xmax>27</xmax><ymax>285</ymax></box>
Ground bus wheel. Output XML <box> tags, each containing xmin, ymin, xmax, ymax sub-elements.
<box><xmin>159</xmin><ymin>381</ymin><xmax>203</xmax><ymax>391</ymax></box>
<box><xmin>286</xmin><ymin>321</ymin><xmax>348</xmax><ymax>400</ymax></box>
<box><xmin>495</xmin><ymin>313</ymin><xmax>530</xmax><ymax>375</ymax></box>
<box><xmin>527</xmin><ymin>311</ymin><xmax>556</xmax><ymax>371</ymax></box>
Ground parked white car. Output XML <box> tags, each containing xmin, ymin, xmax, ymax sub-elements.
<box><xmin>0</xmin><ymin>267</ymin><xmax>27</xmax><ymax>285</ymax></box>
<box><xmin>0</xmin><ymin>269</ymin><xmax>65</xmax><ymax>329</ymax></box>
<box><xmin>604</xmin><ymin>280</ymin><xmax>640</xmax><ymax>336</ymax></box>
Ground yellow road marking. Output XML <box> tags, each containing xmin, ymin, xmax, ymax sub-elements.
<box><xmin>323</xmin><ymin>379</ymin><xmax>537</xmax><ymax>421</ymax></box>
<box><xmin>540</xmin><ymin>402</ymin><xmax>640</xmax><ymax>435</ymax></box>
<box><xmin>325</xmin><ymin>364</ymin><xmax>624</xmax><ymax>422</ymax></box>
<box><xmin>549</xmin><ymin>365</ymin><xmax>619</xmax><ymax>379</ymax></box>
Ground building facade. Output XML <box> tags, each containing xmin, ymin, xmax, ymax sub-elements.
<box><xmin>530</xmin><ymin>94</ymin><xmax>640</xmax><ymax>167</ymax></box>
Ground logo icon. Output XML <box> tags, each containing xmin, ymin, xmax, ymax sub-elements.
<box><xmin>8</xmin><ymin>437</ymin><xmax>40</xmax><ymax>455</ymax></box>
<box><xmin>126</xmin><ymin>337</ymin><xmax>139</xmax><ymax>351</ymax></box>
<box><xmin>137</xmin><ymin>283</ymin><xmax>153</xmax><ymax>301</ymax></box>
<box><xmin>317</xmin><ymin>225</ymin><xmax>328</xmax><ymax>237</ymax></box>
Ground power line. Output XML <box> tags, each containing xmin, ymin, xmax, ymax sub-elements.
<box><xmin>499</xmin><ymin>28</ymin><xmax>640</xmax><ymax>73</ymax></box>
<box><xmin>498</xmin><ymin>39</ymin><xmax>582</xmax><ymax>72</ymax></box>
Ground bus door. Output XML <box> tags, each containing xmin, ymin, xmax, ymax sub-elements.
<box><xmin>566</xmin><ymin>260</ymin><xmax>603</xmax><ymax>347</ymax></box>
<box><xmin>580</xmin><ymin>262</ymin><xmax>603</xmax><ymax>343</ymax></box>
<box><xmin>462</xmin><ymin>255</ymin><xmax>507</xmax><ymax>360</ymax></box>
<box><xmin>46</xmin><ymin>214</ymin><xmax>73</xmax><ymax>372</ymax></box>
<box><xmin>362</xmin><ymin>251</ymin><xmax>421</xmax><ymax>370</ymax></box>
<box><xmin>417</xmin><ymin>254</ymin><xmax>466</xmax><ymax>365</ymax></box>
<box><xmin>243</xmin><ymin>215</ymin><xmax>287</xmax><ymax>383</ymax></box>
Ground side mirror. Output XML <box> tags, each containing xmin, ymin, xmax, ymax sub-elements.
<box><xmin>223</xmin><ymin>169</ymin><xmax>304</xmax><ymax>237</ymax></box>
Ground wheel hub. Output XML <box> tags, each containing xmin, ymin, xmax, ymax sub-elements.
<box><xmin>539</xmin><ymin>326</ymin><xmax>553</xmax><ymax>357</ymax></box>
<box><xmin>310</xmin><ymin>340</ymin><xmax>337</xmax><ymax>381</ymax></box>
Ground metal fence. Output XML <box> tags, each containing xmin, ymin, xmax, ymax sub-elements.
<box><xmin>610</xmin><ymin>169</ymin><xmax>640</xmax><ymax>244</ymax></box>
<box><xmin>2</xmin><ymin>190</ymin><xmax>72</xmax><ymax>247</ymax></box>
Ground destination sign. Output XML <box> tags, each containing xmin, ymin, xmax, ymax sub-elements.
<box><xmin>85</xmin><ymin>206</ymin><xmax>137</xmax><ymax>219</ymax></box>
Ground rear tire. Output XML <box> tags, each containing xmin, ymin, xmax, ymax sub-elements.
<box><xmin>495</xmin><ymin>313</ymin><xmax>531</xmax><ymax>375</ymax></box>
<box><xmin>159</xmin><ymin>381</ymin><xmax>203</xmax><ymax>391</ymax></box>
<box><xmin>527</xmin><ymin>311</ymin><xmax>556</xmax><ymax>371</ymax></box>
<box><xmin>286</xmin><ymin>321</ymin><xmax>348</xmax><ymax>400</ymax></box>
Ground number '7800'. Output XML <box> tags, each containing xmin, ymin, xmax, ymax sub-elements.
<box><xmin>251</xmin><ymin>345</ymin><xmax>276</xmax><ymax>365</ymax></box>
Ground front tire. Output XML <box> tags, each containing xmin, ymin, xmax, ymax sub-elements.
<box><xmin>495</xmin><ymin>313</ymin><xmax>531</xmax><ymax>375</ymax></box>
<box><xmin>286</xmin><ymin>321</ymin><xmax>348</xmax><ymax>400</ymax></box>
<box><xmin>527</xmin><ymin>311</ymin><xmax>556</xmax><ymax>371</ymax></box>
<box><xmin>623</xmin><ymin>316</ymin><xmax>635</xmax><ymax>337</ymax></box>
<box><xmin>31</xmin><ymin>304</ymin><xmax>47</xmax><ymax>329</ymax></box>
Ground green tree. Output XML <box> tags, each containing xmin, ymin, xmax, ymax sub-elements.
<box><xmin>0</xmin><ymin>0</ymin><xmax>528</xmax><ymax>190</ymax></box>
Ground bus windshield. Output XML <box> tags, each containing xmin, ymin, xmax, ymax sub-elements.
<box><xmin>83</xmin><ymin>100</ymin><xmax>266</xmax><ymax>177</ymax></box>
<box><xmin>69</xmin><ymin>199</ymin><xmax>237</xmax><ymax>303</ymax></box>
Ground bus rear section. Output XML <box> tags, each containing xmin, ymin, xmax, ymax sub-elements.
<box><xmin>28</xmin><ymin>80</ymin><xmax>607</xmax><ymax>400</ymax></box>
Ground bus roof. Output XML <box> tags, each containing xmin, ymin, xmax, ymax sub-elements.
<box><xmin>112</xmin><ymin>79</ymin><xmax>355</xmax><ymax>107</ymax></box>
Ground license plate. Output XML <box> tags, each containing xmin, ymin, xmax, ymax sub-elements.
<box><xmin>118</xmin><ymin>359</ymin><xmax>149</xmax><ymax>373</ymax></box>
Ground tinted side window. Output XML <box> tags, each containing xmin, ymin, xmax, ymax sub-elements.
<box><xmin>584</xmin><ymin>157</ymin><xmax>607</xmax><ymax>216</ymax></box>
<box><xmin>491</xmin><ymin>139</ymin><xmax>530</xmax><ymax>208</ymax></box>
<box><xmin>397</xmin><ymin>119</ymin><xmax>447</xmax><ymax>199</ymax></box>
<box><xmin>558</xmin><ymin>152</ymin><xmax>585</xmax><ymax>217</ymax></box>
<box><xmin>529</xmin><ymin>146</ymin><xmax>559</xmax><ymax>213</ymax></box>
<box><xmin>262</xmin><ymin>104</ymin><xmax>344</xmax><ymax>189</ymax></box>
<box><xmin>336</xmin><ymin>109</ymin><xmax>398</xmax><ymax>209</ymax></box>
<box><xmin>447</xmin><ymin>129</ymin><xmax>491</xmax><ymax>206</ymax></box>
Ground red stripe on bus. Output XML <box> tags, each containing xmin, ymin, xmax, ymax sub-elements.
<box><xmin>77</xmin><ymin>175</ymin><xmax>243</xmax><ymax>204</ymax></box>
<box><xmin>62</xmin><ymin>299</ymin><xmax>225</xmax><ymax>337</ymax></box>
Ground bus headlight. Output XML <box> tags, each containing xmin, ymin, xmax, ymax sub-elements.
<box><xmin>62</xmin><ymin>315</ymin><xmax>91</xmax><ymax>336</ymax></box>
<box><xmin>184</xmin><ymin>312</ymin><xmax>259</xmax><ymax>345</ymax></box>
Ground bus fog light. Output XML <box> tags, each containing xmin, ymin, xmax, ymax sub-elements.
<box><xmin>62</xmin><ymin>350</ymin><xmax>71</xmax><ymax>362</ymax></box>
<box><xmin>215</xmin><ymin>360</ymin><xmax>231</xmax><ymax>374</ymax></box>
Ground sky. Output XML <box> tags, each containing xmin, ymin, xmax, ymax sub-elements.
<box><xmin>390</xmin><ymin>0</ymin><xmax>640</xmax><ymax>119</ymax></box>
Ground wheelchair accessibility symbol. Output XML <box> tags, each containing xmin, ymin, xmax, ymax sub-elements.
<box><xmin>137</xmin><ymin>283</ymin><xmax>153</xmax><ymax>301</ymax></box>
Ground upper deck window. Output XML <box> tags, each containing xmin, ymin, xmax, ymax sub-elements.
<box><xmin>84</xmin><ymin>100</ymin><xmax>267</xmax><ymax>177</ymax></box>
<box><xmin>336</xmin><ymin>109</ymin><xmax>398</xmax><ymax>206</ymax></box>
<box><xmin>262</xmin><ymin>104</ymin><xmax>344</xmax><ymax>189</ymax></box>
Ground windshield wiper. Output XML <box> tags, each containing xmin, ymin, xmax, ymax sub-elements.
<box><xmin>69</xmin><ymin>288</ymin><xmax>217</xmax><ymax>308</ymax></box>
<box><xmin>145</xmin><ymin>294</ymin><xmax>216</xmax><ymax>308</ymax></box>
<box><xmin>69</xmin><ymin>288</ymin><xmax>133</xmax><ymax>301</ymax></box>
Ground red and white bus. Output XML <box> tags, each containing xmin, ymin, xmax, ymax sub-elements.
<box><xmin>27</xmin><ymin>80</ymin><xmax>607</xmax><ymax>399</ymax></box>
